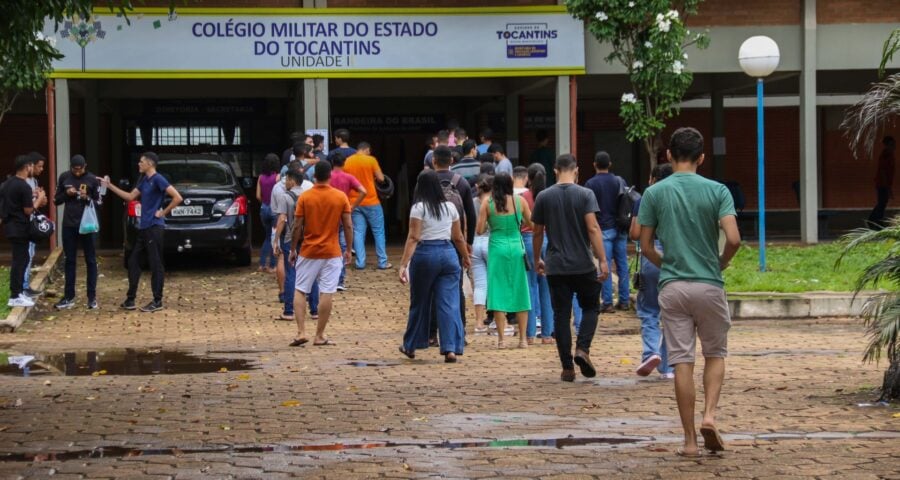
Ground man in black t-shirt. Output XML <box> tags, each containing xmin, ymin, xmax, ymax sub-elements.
<box><xmin>2</xmin><ymin>155</ymin><xmax>43</xmax><ymax>308</ymax></box>
<box><xmin>53</xmin><ymin>155</ymin><xmax>101</xmax><ymax>310</ymax></box>
<box><xmin>532</xmin><ymin>154</ymin><xmax>609</xmax><ymax>382</ymax></box>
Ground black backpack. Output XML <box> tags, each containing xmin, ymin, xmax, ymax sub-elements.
<box><xmin>440</xmin><ymin>174</ymin><xmax>466</xmax><ymax>236</ymax></box>
<box><xmin>615</xmin><ymin>178</ymin><xmax>641</xmax><ymax>231</ymax></box>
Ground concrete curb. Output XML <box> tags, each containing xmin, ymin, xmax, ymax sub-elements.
<box><xmin>0</xmin><ymin>247</ymin><xmax>63</xmax><ymax>332</ymax></box>
<box><xmin>729</xmin><ymin>291</ymin><xmax>869</xmax><ymax>319</ymax></box>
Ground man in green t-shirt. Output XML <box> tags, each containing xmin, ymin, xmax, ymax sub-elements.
<box><xmin>638</xmin><ymin>127</ymin><xmax>741</xmax><ymax>457</ymax></box>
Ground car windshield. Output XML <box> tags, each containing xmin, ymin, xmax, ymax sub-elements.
<box><xmin>157</xmin><ymin>161</ymin><xmax>233</xmax><ymax>187</ymax></box>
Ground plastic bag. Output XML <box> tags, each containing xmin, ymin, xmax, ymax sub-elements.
<box><xmin>79</xmin><ymin>200</ymin><xmax>100</xmax><ymax>234</ymax></box>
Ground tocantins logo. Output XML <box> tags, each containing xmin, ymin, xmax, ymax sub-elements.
<box><xmin>60</xmin><ymin>15</ymin><xmax>106</xmax><ymax>72</ymax></box>
<box><xmin>496</xmin><ymin>23</ymin><xmax>556</xmax><ymax>59</ymax></box>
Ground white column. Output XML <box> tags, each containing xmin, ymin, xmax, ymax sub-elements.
<box><xmin>555</xmin><ymin>75</ymin><xmax>571</xmax><ymax>157</ymax></box>
<box><xmin>54</xmin><ymin>79</ymin><xmax>71</xmax><ymax>246</ymax></box>
<box><xmin>302</xmin><ymin>79</ymin><xmax>329</xmax><ymax>131</ymax></box>
<box><xmin>800</xmin><ymin>0</ymin><xmax>819</xmax><ymax>243</ymax></box>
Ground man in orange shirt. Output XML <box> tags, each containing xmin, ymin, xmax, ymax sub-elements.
<box><xmin>343</xmin><ymin>142</ymin><xmax>391</xmax><ymax>270</ymax></box>
<box><xmin>288</xmin><ymin>161</ymin><xmax>353</xmax><ymax>347</ymax></box>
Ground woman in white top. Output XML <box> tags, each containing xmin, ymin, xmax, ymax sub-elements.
<box><xmin>398</xmin><ymin>170</ymin><xmax>471</xmax><ymax>362</ymax></box>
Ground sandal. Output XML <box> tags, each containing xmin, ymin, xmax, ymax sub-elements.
<box><xmin>289</xmin><ymin>338</ymin><xmax>309</xmax><ymax>347</ymax></box>
<box><xmin>444</xmin><ymin>353</ymin><xmax>457</xmax><ymax>363</ymax></box>
<box><xmin>497</xmin><ymin>341</ymin><xmax>506</xmax><ymax>349</ymax></box>
<box><xmin>518</xmin><ymin>341</ymin><xmax>528</xmax><ymax>349</ymax></box>
<box><xmin>700</xmin><ymin>425</ymin><xmax>726</xmax><ymax>452</ymax></box>
<box><xmin>313</xmin><ymin>339</ymin><xmax>336</xmax><ymax>346</ymax></box>
<box><xmin>399</xmin><ymin>346</ymin><xmax>415</xmax><ymax>359</ymax></box>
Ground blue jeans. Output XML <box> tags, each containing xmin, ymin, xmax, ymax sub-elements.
<box><xmin>636</xmin><ymin>243</ymin><xmax>672</xmax><ymax>374</ymax></box>
<box><xmin>352</xmin><ymin>205</ymin><xmax>388</xmax><ymax>269</ymax></box>
<box><xmin>23</xmin><ymin>241</ymin><xmax>35</xmax><ymax>290</ymax></box>
<box><xmin>338</xmin><ymin>223</ymin><xmax>347</xmax><ymax>286</ymax></box>
<box><xmin>601</xmin><ymin>228</ymin><xmax>630</xmax><ymax>306</ymax></box>
<box><xmin>404</xmin><ymin>241</ymin><xmax>464</xmax><ymax>355</ymax></box>
<box><xmin>62</xmin><ymin>227</ymin><xmax>98</xmax><ymax>301</ymax></box>
<box><xmin>281</xmin><ymin>240</ymin><xmax>319</xmax><ymax>316</ymax></box>
<box><xmin>523</xmin><ymin>233</ymin><xmax>553</xmax><ymax>339</ymax></box>
<box><xmin>259</xmin><ymin>204</ymin><xmax>277</xmax><ymax>269</ymax></box>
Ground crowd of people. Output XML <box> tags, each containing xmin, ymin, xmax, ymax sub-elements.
<box><xmin>396</xmin><ymin>125</ymin><xmax>741</xmax><ymax>456</ymax></box>
<box><xmin>2</xmin><ymin>124</ymin><xmax>741</xmax><ymax>456</ymax></box>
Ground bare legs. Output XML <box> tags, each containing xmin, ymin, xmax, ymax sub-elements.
<box><xmin>673</xmin><ymin>357</ymin><xmax>725</xmax><ymax>455</ymax></box>
<box><xmin>492</xmin><ymin>310</ymin><xmax>528</xmax><ymax>348</ymax></box>
<box><xmin>515</xmin><ymin>311</ymin><xmax>527</xmax><ymax>348</ymax></box>
<box><xmin>294</xmin><ymin>290</ymin><xmax>333</xmax><ymax>344</ymax></box>
<box><xmin>493</xmin><ymin>310</ymin><xmax>507</xmax><ymax>348</ymax></box>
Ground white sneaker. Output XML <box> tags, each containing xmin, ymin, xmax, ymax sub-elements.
<box><xmin>659</xmin><ymin>372</ymin><xmax>675</xmax><ymax>380</ymax></box>
<box><xmin>8</xmin><ymin>295</ymin><xmax>35</xmax><ymax>308</ymax></box>
<box><xmin>504</xmin><ymin>326</ymin><xmax>515</xmax><ymax>334</ymax></box>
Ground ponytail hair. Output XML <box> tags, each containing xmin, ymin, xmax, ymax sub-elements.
<box><xmin>527</xmin><ymin>163</ymin><xmax>546</xmax><ymax>199</ymax></box>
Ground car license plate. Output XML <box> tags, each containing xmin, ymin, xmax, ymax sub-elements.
<box><xmin>171</xmin><ymin>206</ymin><xmax>204</xmax><ymax>217</ymax></box>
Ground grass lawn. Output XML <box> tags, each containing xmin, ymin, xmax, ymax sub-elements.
<box><xmin>0</xmin><ymin>267</ymin><xmax>8</xmax><ymax>318</ymax></box>
<box><xmin>724</xmin><ymin>242</ymin><xmax>890</xmax><ymax>293</ymax></box>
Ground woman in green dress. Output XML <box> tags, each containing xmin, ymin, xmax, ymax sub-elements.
<box><xmin>476</xmin><ymin>173</ymin><xmax>532</xmax><ymax>349</ymax></box>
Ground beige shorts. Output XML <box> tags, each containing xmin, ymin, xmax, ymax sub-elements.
<box><xmin>658</xmin><ymin>281</ymin><xmax>731</xmax><ymax>365</ymax></box>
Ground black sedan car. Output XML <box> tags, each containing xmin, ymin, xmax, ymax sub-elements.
<box><xmin>123</xmin><ymin>157</ymin><xmax>252</xmax><ymax>267</ymax></box>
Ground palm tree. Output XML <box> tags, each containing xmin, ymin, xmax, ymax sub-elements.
<box><xmin>839</xmin><ymin>29</ymin><xmax>900</xmax><ymax>401</ymax></box>
<box><xmin>837</xmin><ymin>224</ymin><xmax>900</xmax><ymax>401</ymax></box>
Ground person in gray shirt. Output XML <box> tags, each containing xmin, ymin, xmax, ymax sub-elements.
<box><xmin>489</xmin><ymin>143</ymin><xmax>513</xmax><ymax>176</ymax></box>
<box><xmin>532</xmin><ymin>154</ymin><xmax>609</xmax><ymax>383</ymax></box>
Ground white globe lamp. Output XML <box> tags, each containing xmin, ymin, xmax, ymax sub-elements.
<box><xmin>739</xmin><ymin>36</ymin><xmax>780</xmax><ymax>78</ymax></box>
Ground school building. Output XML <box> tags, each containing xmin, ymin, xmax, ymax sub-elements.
<box><xmin>1</xmin><ymin>0</ymin><xmax>898</xmax><ymax>247</ymax></box>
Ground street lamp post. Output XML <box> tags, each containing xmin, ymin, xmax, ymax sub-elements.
<box><xmin>739</xmin><ymin>36</ymin><xmax>780</xmax><ymax>272</ymax></box>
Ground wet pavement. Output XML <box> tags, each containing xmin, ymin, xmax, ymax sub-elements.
<box><xmin>0</xmin><ymin>249</ymin><xmax>898</xmax><ymax>479</ymax></box>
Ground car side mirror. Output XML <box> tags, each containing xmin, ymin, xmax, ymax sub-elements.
<box><xmin>118</xmin><ymin>178</ymin><xmax>131</xmax><ymax>190</ymax></box>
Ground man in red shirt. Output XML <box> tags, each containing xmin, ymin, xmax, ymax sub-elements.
<box><xmin>869</xmin><ymin>136</ymin><xmax>896</xmax><ymax>229</ymax></box>
<box><xmin>327</xmin><ymin>151</ymin><xmax>367</xmax><ymax>290</ymax></box>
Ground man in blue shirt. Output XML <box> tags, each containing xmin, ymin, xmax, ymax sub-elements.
<box><xmin>584</xmin><ymin>151</ymin><xmax>630</xmax><ymax>312</ymax></box>
<box><xmin>102</xmin><ymin>152</ymin><xmax>183</xmax><ymax>312</ymax></box>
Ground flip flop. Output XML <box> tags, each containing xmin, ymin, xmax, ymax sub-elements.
<box><xmin>676</xmin><ymin>449</ymin><xmax>703</xmax><ymax>458</ymax></box>
<box><xmin>275</xmin><ymin>314</ymin><xmax>293</xmax><ymax>321</ymax></box>
<box><xmin>700</xmin><ymin>426</ymin><xmax>726</xmax><ymax>452</ymax></box>
<box><xmin>313</xmin><ymin>339</ymin><xmax>337</xmax><ymax>346</ymax></box>
<box><xmin>398</xmin><ymin>346</ymin><xmax>415</xmax><ymax>359</ymax></box>
<box><xmin>289</xmin><ymin>338</ymin><xmax>309</xmax><ymax>347</ymax></box>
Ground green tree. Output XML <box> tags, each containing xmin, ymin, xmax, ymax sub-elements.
<box><xmin>838</xmin><ymin>29</ymin><xmax>900</xmax><ymax>402</ymax></box>
<box><xmin>0</xmin><ymin>1</ymin><xmax>175</xmax><ymax>126</ymax></box>
<box><xmin>565</xmin><ymin>0</ymin><xmax>709</xmax><ymax>169</ymax></box>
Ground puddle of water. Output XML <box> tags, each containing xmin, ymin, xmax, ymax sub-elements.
<box><xmin>0</xmin><ymin>436</ymin><xmax>646</xmax><ymax>463</ymax></box>
<box><xmin>0</xmin><ymin>349</ymin><xmax>257</xmax><ymax>377</ymax></box>
<box><xmin>346</xmin><ymin>360</ymin><xmax>401</xmax><ymax>367</ymax></box>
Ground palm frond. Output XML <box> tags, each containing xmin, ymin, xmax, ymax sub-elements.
<box><xmin>836</xmin><ymin>218</ymin><xmax>900</xmax><ymax>268</ymax></box>
<box><xmin>858</xmin><ymin>292</ymin><xmax>900</xmax><ymax>363</ymax></box>
<box><xmin>879</xmin><ymin>28</ymin><xmax>900</xmax><ymax>79</ymax></box>
<box><xmin>840</xmin><ymin>73</ymin><xmax>900</xmax><ymax>159</ymax></box>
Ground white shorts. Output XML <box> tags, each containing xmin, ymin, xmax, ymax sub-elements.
<box><xmin>295</xmin><ymin>256</ymin><xmax>343</xmax><ymax>294</ymax></box>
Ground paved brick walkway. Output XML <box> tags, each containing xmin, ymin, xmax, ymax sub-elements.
<box><xmin>0</xmin><ymin>250</ymin><xmax>898</xmax><ymax>479</ymax></box>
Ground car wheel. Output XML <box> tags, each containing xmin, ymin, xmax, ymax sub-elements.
<box><xmin>234</xmin><ymin>247</ymin><xmax>252</xmax><ymax>267</ymax></box>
